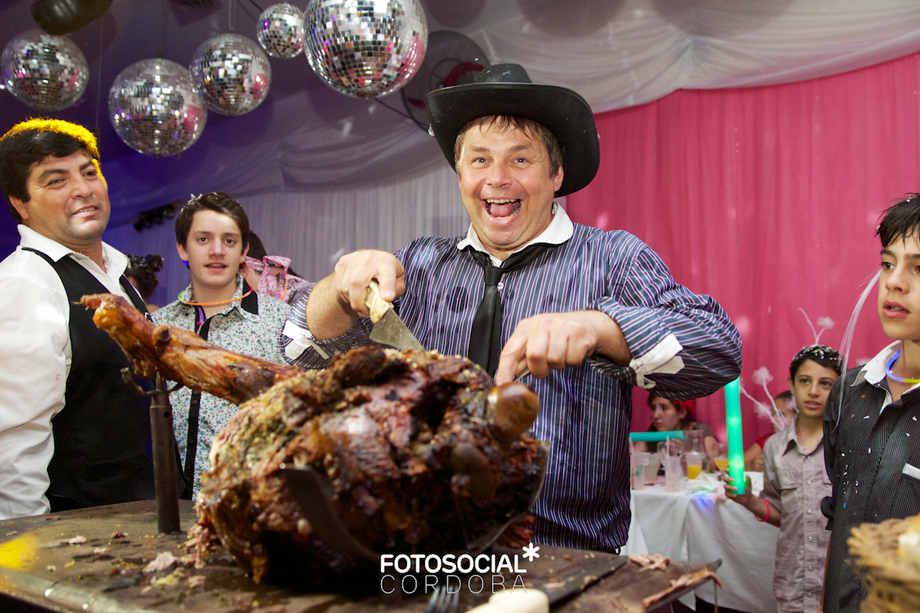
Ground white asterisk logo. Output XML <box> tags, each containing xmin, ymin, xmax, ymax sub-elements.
<box><xmin>521</xmin><ymin>542</ymin><xmax>540</xmax><ymax>562</ymax></box>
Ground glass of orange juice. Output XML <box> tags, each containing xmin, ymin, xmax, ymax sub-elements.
<box><xmin>715</xmin><ymin>443</ymin><xmax>730</xmax><ymax>472</ymax></box>
<box><xmin>685</xmin><ymin>452</ymin><xmax>703</xmax><ymax>480</ymax></box>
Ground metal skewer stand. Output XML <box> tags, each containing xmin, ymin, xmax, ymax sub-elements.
<box><xmin>122</xmin><ymin>369</ymin><xmax>181</xmax><ymax>533</ymax></box>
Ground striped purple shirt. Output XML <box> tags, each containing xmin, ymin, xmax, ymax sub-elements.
<box><xmin>282</xmin><ymin>223</ymin><xmax>742</xmax><ymax>551</ymax></box>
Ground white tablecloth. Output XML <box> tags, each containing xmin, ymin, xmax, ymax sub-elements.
<box><xmin>625</xmin><ymin>474</ymin><xmax>779</xmax><ymax>613</ymax></box>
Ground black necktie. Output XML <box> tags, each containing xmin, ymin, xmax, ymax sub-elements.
<box><xmin>467</xmin><ymin>243</ymin><xmax>551</xmax><ymax>375</ymax></box>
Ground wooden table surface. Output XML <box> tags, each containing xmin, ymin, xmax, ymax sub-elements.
<box><xmin>0</xmin><ymin>501</ymin><xmax>719</xmax><ymax>613</ymax></box>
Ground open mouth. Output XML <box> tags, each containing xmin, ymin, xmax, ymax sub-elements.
<box><xmin>485</xmin><ymin>198</ymin><xmax>521</xmax><ymax>219</ymax></box>
<box><xmin>883</xmin><ymin>301</ymin><xmax>910</xmax><ymax>317</ymax></box>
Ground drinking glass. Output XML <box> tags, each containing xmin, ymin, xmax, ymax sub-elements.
<box><xmin>685</xmin><ymin>451</ymin><xmax>703</xmax><ymax>480</ymax></box>
<box><xmin>658</xmin><ymin>441</ymin><xmax>682</xmax><ymax>492</ymax></box>
<box><xmin>684</xmin><ymin>430</ymin><xmax>704</xmax><ymax>454</ymax></box>
<box><xmin>631</xmin><ymin>452</ymin><xmax>648</xmax><ymax>490</ymax></box>
<box><xmin>643</xmin><ymin>451</ymin><xmax>661</xmax><ymax>483</ymax></box>
<box><xmin>715</xmin><ymin>443</ymin><xmax>730</xmax><ymax>472</ymax></box>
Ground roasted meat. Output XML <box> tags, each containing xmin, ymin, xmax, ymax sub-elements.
<box><xmin>80</xmin><ymin>293</ymin><xmax>301</xmax><ymax>405</ymax></box>
<box><xmin>82</xmin><ymin>294</ymin><xmax>546</xmax><ymax>586</ymax></box>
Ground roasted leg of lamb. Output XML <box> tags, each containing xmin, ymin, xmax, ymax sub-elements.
<box><xmin>80</xmin><ymin>293</ymin><xmax>300</xmax><ymax>405</ymax></box>
<box><xmin>81</xmin><ymin>294</ymin><xmax>546</xmax><ymax>586</ymax></box>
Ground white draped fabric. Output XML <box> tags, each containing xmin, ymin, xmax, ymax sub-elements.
<box><xmin>6</xmin><ymin>0</ymin><xmax>920</xmax><ymax>313</ymax></box>
<box><xmin>103</xmin><ymin>163</ymin><xmax>473</xmax><ymax>305</ymax></box>
<box><xmin>4</xmin><ymin>0</ymin><xmax>920</xmax><ymax>215</ymax></box>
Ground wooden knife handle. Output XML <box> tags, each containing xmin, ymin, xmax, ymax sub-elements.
<box><xmin>365</xmin><ymin>280</ymin><xmax>391</xmax><ymax>323</ymax></box>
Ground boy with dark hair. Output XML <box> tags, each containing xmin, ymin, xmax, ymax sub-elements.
<box><xmin>728</xmin><ymin>344</ymin><xmax>841</xmax><ymax>613</ymax></box>
<box><xmin>153</xmin><ymin>192</ymin><xmax>290</xmax><ymax>499</ymax></box>
<box><xmin>0</xmin><ymin>119</ymin><xmax>154</xmax><ymax>518</ymax></box>
<box><xmin>822</xmin><ymin>194</ymin><xmax>920</xmax><ymax>612</ymax></box>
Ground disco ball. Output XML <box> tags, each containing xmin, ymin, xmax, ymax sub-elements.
<box><xmin>108</xmin><ymin>58</ymin><xmax>208</xmax><ymax>157</ymax></box>
<box><xmin>1</xmin><ymin>29</ymin><xmax>88</xmax><ymax>111</ymax></box>
<box><xmin>257</xmin><ymin>3</ymin><xmax>305</xmax><ymax>59</ymax></box>
<box><xmin>190</xmin><ymin>33</ymin><xmax>272</xmax><ymax>116</ymax></box>
<box><xmin>304</xmin><ymin>0</ymin><xmax>428</xmax><ymax>99</ymax></box>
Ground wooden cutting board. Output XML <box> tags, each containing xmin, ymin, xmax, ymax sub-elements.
<box><xmin>0</xmin><ymin>501</ymin><xmax>719</xmax><ymax>613</ymax></box>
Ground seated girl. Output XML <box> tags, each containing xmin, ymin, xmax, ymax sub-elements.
<box><xmin>634</xmin><ymin>393</ymin><xmax>719</xmax><ymax>470</ymax></box>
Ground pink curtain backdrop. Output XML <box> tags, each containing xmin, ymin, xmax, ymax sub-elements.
<box><xmin>566</xmin><ymin>51</ymin><xmax>920</xmax><ymax>446</ymax></box>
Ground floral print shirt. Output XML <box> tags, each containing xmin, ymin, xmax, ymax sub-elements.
<box><xmin>152</xmin><ymin>276</ymin><xmax>290</xmax><ymax>499</ymax></box>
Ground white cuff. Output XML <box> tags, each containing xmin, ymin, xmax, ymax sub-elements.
<box><xmin>629</xmin><ymin>333</ymin><xmax>685</xmax><ymax>389</ymax></box>
<box><xmin>282</xmin><ymin>320</ymin><xmax>330</xmax><ymax>360</ymax></box>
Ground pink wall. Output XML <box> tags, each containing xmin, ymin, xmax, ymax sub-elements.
<box><xmin>567</xmin><ymin>52</ymin><xmax>920</xmax><ymax>444</ymax></box>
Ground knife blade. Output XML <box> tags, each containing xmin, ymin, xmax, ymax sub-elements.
<box><xmin>277</xmin><ymin>465</ymin><xmax>380</xmax><ymax>562</ymax></box>
<box><xmin>366</xmin><ymin>281</ymin><xmax>425</xmax><ymax>353</ymax></box>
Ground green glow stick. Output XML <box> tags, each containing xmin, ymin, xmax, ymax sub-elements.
<box><xmin>724</xmin><ymin>378</ymin><xmax>745</xmax><ymax>495</ymax></box>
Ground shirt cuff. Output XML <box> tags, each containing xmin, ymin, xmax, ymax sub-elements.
<box><xmin>628</xmin><ymin>333</ymin><xmax>685</xmax><ymax>389</ymax></box>
<box><xmin>282</xmin><ymin>320</ymin><xmax>330</xmax><ymax>360</ymax></box>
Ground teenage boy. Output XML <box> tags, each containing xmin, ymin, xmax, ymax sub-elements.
<box><xmin>153</xmin><ymin>192</ymin><xmax>290</xmax><ymax>499</ymax></box>
<box><xmin>727</xmin><ymin>345</ymin><xmax>841</xmax><ymax>613</ymax></box>
<box><xmin>822</xmin><ymin>194</ymin><xmax>920</xmax><ymax>613</ymax></box>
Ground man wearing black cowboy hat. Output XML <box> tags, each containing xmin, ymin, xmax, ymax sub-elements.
<box><xmin>282</xmin><ymin>64</ymin><xmax>741</xmax><ymax>552</ymax></box>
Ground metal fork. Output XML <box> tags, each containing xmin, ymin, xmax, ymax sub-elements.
<box><xmin>424</xmin><ymin>586</ymin><xmax>460</xmax><ymax>613</ymax></box>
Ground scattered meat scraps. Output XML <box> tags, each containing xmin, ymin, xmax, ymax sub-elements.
<box><xmin>641</xmin><ymin>568</ymin><xmax>725</xmax><ymax>608</ymax></box>
<box><xmin>144</xmin><ymin>551</ymin><xmax>177</xmax><ymax>573</ymax></box>
<box><xmin>628</xmin><ymin>553</ymin><xmax>669</xmax><ymax>571</ymax></box>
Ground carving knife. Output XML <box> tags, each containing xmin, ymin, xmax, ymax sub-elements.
<box><xmin>365</xmin><ymin>281</ymin><xmax>425</xmax><ymax>353</ymax></box>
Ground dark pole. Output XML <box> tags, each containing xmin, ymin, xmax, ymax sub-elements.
<box><xmin>150</xmin><ymin>374</ymin><xmax>180</xmax><ymax>533</ymax></box>
<box><xmin>122</xmin><ymin>368</ymin><xmax>181</xmax><ymax>533</ymax></box>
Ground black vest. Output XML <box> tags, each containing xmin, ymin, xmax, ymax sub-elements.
<box><xmin>24</xmin><ymin>249</ymin><xmax>155</xmax><ymax>508</ymax></box>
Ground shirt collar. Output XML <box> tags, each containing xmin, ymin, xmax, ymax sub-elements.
<box><xmin>854</xmin><ymin>340</ymin><xmax>920</xmax><ymax>406</ymax></box>
<box><xmin>456</xmin><ymin>202</ymin><xmax>574</xmax><ymax>266</ymax></box>
<box><xmin>775</xmin><ymin>416</ymin><xmax>823</xmax><ymax>455</ymax></box>
<box><xmin>18</xmin><ymin>224</ymin><xmax>127</xmax><ymax>278</ymax></box>
<box><xmin>854</xmin><ymin>340</ymin><xmax>902</xmax><ymax>386</ymax></box>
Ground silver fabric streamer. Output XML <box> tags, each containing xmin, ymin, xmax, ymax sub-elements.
<box><xmin>108</xmin><ymin>58</ymin><xmax>208</xmax><ymax>157</ymax></box>
<box><xmin>189</xmin><ymin>33</ymin><xmax>272</xmax><ymax>116</ymax></box>
<box><xmin>1</xmin><ymin>29</ymin><xmax>88</xmax><ymax>111</ymax></box>
<box><xmin>257</xmin><ymin>3</ymin><xmax>305</xmax><ymax>59</ymax></box>
<box><xmin>304</xmin><ymin>0</ymin><xmax>428</xmax><ymax>99</ymax></box>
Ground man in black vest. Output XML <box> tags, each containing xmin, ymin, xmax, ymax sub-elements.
<box><xmin>0</xmin><ymin>119</ymin><xmax>154</xmax><ymax>518</ymax></box>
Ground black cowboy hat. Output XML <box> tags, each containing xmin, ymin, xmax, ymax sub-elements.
<box><xmin>425</xmin><ymin>63</ymin><xmax>600</xmax><ymax>197</ymax></box>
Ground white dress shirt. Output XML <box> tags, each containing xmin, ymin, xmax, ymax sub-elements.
<box><xmin>0</xmin><ymin>226</ymin><xmax>132</xmax><ymax>519</ymax></box>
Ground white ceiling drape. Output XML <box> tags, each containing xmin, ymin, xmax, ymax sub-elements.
<box><xmin>7</xmin><ymin>0</ymin><xmax>920</xmax><ymax>301</ymax></box>
<box><xmin>5</xmin><ymin>0</ymin><xmax>920</xmax><ymax>217</ymax></box>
